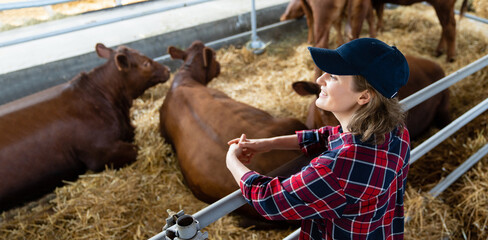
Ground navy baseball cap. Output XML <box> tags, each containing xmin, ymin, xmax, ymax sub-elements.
<box><xmin>308</xmin><ymin>38</ymin><xmax>409</xmax><ymax>98</ymax></box>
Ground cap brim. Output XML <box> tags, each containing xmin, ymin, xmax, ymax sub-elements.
<box><xmin>308</xmin><ymin>47</ymin><xmax>360</xmax><ymax>76</ymax></box>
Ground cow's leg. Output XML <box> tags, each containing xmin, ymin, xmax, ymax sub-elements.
<box><xmin>347</xmin><ymin>0</ymin><xmax>369</xmax><ymax>40</ymax></box>
<box><xmin>366</xmin><ymin>2</ymin><xmax>376</xmax><ymax>38</ymax></box>
<box><xmin>374</xmin><ymin>3</ymin><xmax>384</xmax><ymax>33</ymax></box>
<box><xmin>433</xmin><ymin>3</ymin><xmax>456</xmax><ymax>62</ymax></box>
<box><xmin>301</xmin><ymin>0</ymin><xmax>314</xmax><ymax>44</ymax></box>
<box><xmin>333</xmin><ymin>19</ymin><xmax>345</xmax><ymax>46</ymax></box>
<box><xmin>84</xmin><ymin>141</ymin><xmax>138</xmax><ymax>171</ymax></box>
<box><xmin>313</xmin><ymin>22</ymin><xmax>331</xmax><ymax>80</ymax></box>
<box><xmin>311</xmin><ymin>0</ymin><xmax>345</xmax><ymax>80</ymax></box>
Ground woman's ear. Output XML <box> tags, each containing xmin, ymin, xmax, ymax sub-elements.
<box><xmin>357</xmin><ymin>90</ymin><xmax>372</xmax><ymax>105</ymax></box>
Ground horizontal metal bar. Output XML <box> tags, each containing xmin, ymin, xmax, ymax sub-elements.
<box><xmin>193</xmin><ymin>190</ymin><xmax>248</xmax><ymax>228</ymax></box>
<box><xmin>283</xmin><ymin>227</ymin><xmax>300</xmax><ymax>240</ymax></box>
<box><xmin>429</xmin><ymin>143</ymin><xmax>488</xmax><ymax>198</ymax></box>
<box><xmin>455</xmin><ymin>10</ymin><xmax>488</xmax><ymax>24</ymax></box>
<box><xmin>153</xmin><ymin>19</ymin><xmax>298</xmax><ymax>63</ymax></box>
<box><xmin>0</xmin><ymin>0</ymin><xmax>75</xmax><ymax>11</ymax></box>
<box><xmin>148</xmin><ymin>231</ymin><xmax>166</xmax><ymax>240</ymax></box>
<box><xmin>401</xmin><ymin>54</ymin><xmax>488</xmax><ymax>111</ymax></box>
<box><xmin>406</xmin><ymin>143</ymin><xmax>488</xmax><ymax>224</ymax></box>
<box><xmin>410</xmin><ymin>97</ymin><xmax>488</xmax><ymax>164</ymax></box>
<box><xmin>0</xmin><ymin>0</ymin><xmax>213</xmax><ymax>48</ymax></box>
<box><xmin>148</xmin><ymin>190</ymin><xmax>247</xmax><ymax>240</ymax></box>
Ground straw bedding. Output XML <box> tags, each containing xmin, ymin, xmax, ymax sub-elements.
<box><xmin>1</xmin><ymin>2</ymin><xmax>487</xmax><ymax>240</ymax></box>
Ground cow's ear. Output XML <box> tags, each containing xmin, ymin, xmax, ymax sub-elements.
<box><xmin>96</xmin><ymin>43</ymin><xmax>113</xmax><ymax>59</ymax></box>
<box><xmin>203</xmin><ymin>47</ymin><xmax>213</xmax><ymax>68</ymax></box>
<box><xmin>292</xmin><ymin>81</ymin><xmax>320</xmax><ymax>96</ymax></box>
<box><xmin>168</xmin><ymin>46</ymin><xmax>186</xmax><ymax>60</ymax></box>
<box><xmin>115</xmin><ymin>53</ymin><xmax>130</xmax><ymax>71</ymax></box>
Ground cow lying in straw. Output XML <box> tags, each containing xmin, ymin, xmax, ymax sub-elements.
<box><xmin>0</xmin><ymin>43</ymin><xmax>170</xmax><ymax>212</ymax></box>
<box><xmin>159</xmin><ymin>40</ymin><xmax>308</xmax><ymax>226</ymax></box>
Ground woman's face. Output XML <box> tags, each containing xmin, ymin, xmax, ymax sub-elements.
<box><xmin>315</xmin><ymin>72</ymin><xmax>364</xmax><ymax>118</ymax></box>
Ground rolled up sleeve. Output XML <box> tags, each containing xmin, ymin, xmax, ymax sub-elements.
<box><xmin>296</xmin><ymin>127</ymin><xmax>331</xmax><ymax>156</ymax></box>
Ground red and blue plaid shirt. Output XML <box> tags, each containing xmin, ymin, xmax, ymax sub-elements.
<box><xmin>240</xmin><ymin>125</ymin><xmax>410</xmax><ymax>239</ymax></box>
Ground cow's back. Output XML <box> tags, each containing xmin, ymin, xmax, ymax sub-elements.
<box><xmin>400</xmin><ymin>55</ymin><xmax>449</xmax><ymax>138</ymax></box>
<box><xmin>0</xmin><ymin>82</ymin><xmax>124</xmax><ymax>211</ymax></box>
<box><xmin>161</xmin><ymin>85</ymin><xmax>306</xmax><ymax>203</ymax></box>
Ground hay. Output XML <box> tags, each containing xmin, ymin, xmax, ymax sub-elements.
<box><xmin>0</xmin><ymin>3</ymin><xmax>487</xmax><ymax>240</ymax></box>
<box><xmin>473</xmin><ymin>0</ymin><xmax>488</xmax><ymax>19</ymax></box>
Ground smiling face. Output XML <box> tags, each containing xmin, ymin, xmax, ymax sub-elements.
<box><xmin>315</xmin><ymin>72</ymin><xmax>369</xmax><ymax>126</ymax></box>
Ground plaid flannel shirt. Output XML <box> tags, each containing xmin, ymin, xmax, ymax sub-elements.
<box><xmin>240</xmin><ymin>125</ymin><xmax>410</xmax><ymax>240</ymax></box>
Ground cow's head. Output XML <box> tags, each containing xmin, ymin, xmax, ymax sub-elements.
<box><xmin>292</xmin><ymin>81</ymin><xmax>339</xmax><ymax>128</ymax></box>
<box><xmin>95</xmin><ymin>43</ymin><xmax>171</xmax><ymax>98</ymax></box>
<box><xmin>280</xmin><ymin>0</ymin><xmax>304</xmax><ymax>21</ymax></box>
<box><xmin>167</xmin><ymin>40</ymin><xmax>221</xmax><ymax>86</ymax></box>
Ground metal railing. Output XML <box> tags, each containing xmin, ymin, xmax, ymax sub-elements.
<box><xmin>0</xmin><ymin>0</ymin><xmax>213</xmax><ymax>48</ymax></box>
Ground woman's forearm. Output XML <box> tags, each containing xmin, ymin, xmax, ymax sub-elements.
<box><xmin>226</xmin><ymin>149</ymin><xmax>252</xmax><ymax>184</ymax></box>
<box><xmin>267</xmin><ymin>134</ymin><xmax>300</xmax><ymax>150</ymax></box>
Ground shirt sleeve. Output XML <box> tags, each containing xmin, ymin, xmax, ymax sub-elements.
<box><xmin>239</xmin><ymin>159</ymin><xmax>347</xmax><ymax>221</ymax></box>
<box><xmin>296</xmin><ymin>127</ymin><xmax>330</xmax><ymax>156</ymax></box>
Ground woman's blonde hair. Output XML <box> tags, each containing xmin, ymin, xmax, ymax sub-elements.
<box><xmin>348</xmin><ymin>75</ymin><xmax>406</xmax><ymax>145</ymax></box>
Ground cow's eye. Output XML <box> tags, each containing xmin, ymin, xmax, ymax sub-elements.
<box><xmin>143</xmin><ymin>61</ymin><xmax>151</xmax><ymax>67</ymax></box>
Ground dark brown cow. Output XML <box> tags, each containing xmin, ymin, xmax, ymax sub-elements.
<box><xmin>293</xmin><ymin>54</ymin><xmax>450</xmax><ymax>139</ymax></box>
<box><xmin>159</xmin><ymin>41</ymin><xmax>307</xmax><ymax>222</ymax></box>
<box><xmin>0</xmin><ymin>43</ymin><xmax>170</xmax><ymax>212</ymax></box>
<box><xmin>372</xmin><ymin>0</ymin><xmax>468</xmax><ymax>62</ymax></box>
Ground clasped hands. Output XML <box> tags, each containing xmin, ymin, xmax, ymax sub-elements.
<box><xmin>227</xmin><ymin>133</ymin><xmax>269</xmax><ymax>164</ymax></box>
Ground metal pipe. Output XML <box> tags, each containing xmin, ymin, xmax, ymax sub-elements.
<box><xmin>283</xmin><ymin>228</ymin><xmax>301</xmax><ymax>240</ymax></box>
<box><xmin>401</xmin><ymin>54</ymin><xmax>488</xmax><ymax>111</ymax></box>
<box><xmin>455</xmin><ymin>10</ymin><xmax>488</xmax><ymax>24</ymax></box>
<box><xmin>148</xmin><ymin>191</ymin><xmax>246</xmax><ymax>240</ymax></box>
<box><xmin>154</xmin><ymin>19</ymin><xmax>298</xmax><ymax>63</ymax></box>
<box><xmin>410</xmin><ymin>97</ymin><xmax>488</xmax><ymax>164</ymax></box>
<box><xmin>0</xmin><ymin>0</ymin><xmax>213</xmax><ymax>48</ymax></box>
<box><xmin>429</xmin><ymin>143</ymin><xmax>488</xmax><ymax>198</ymax></box>
<box><xmin>250</xmin><ymin>0</ymin><xmax>258</xmax><ymax>43</ymax></box>
<box><xmin>193</xmin><ymin>190</ymin><xmax>247</xmax><ymax>229</ymax></box>
<box><xmin>406</xmin><ymin>143</ymin><xmax>488</xmax><ymax>224</ymax></box>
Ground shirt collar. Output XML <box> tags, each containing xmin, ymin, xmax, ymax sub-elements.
<box><xmin>327</xmin><ymin>125</ymin><xmax>396</xmax><ymax>149</ymax></box>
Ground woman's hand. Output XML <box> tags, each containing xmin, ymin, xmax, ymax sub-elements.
<box><xmin>227</xmin><ymin>134</ymin><xmax>271</xmax><ymax>163</ymax></box>
<box><xmin>227</xmin><ymin>134</ymin><xmax>254</xmax><ymax>164</ymax></box>
<box><xmin>226</xmin><ymin>134</ymin><xmax>253</xmax><ymax>184</ymax></box>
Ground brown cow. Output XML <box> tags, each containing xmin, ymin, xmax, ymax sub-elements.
<box><xmin>159</xmin><ymin>41</ymin><xmax>307</xmax><ymax>223</ymax></box>
<box><xmin>292</xmin><ymin>54</ymin><xmax>450</xmax><ymax>139</ymax></box>
<box><xmin>372</xmin><ymin>0</ymin><xmax>468</xmax><ymax>62</ymax></box>
<box><xmin>280</xmin><ymin>0</ymin><xmax>304</xmax><ymax>22</ymax></box>
<box><xmin>281</xmin><ymin>0</ymin><xmax>378</xmax><ymax>80</ymax></box>
<box><xmin>344</xmin><ymin>0</ymin><xmax>377</xmax><ymax>41</ymax></box>
<box><xmin>280</xmin><ymin>0</ymin><xmax>376</xmax><ymax>43</ymax></box>
<box><xmin>0</xmin><ymin>43</ymin><xmax>170</xmax><ymax>212</ymax></box>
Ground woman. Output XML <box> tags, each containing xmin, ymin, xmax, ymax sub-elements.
<box><xmin>226</xmin><ymin>38</ymin><xmax>411</xmax><ymax>239</ymax></box>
